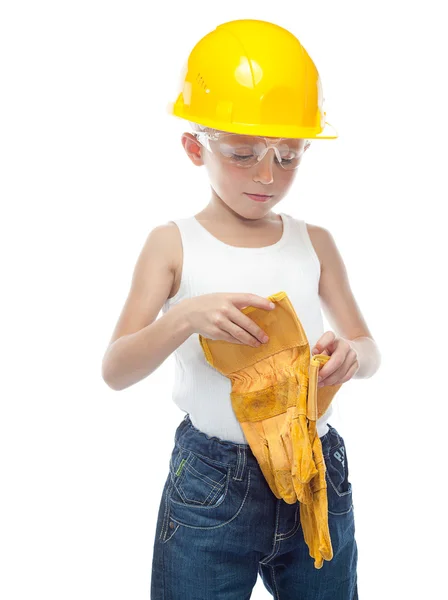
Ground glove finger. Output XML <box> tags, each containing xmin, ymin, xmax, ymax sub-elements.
<box><xmin>291</xmin><ymin>413</ymin><xmax>318</xmax><ymax>483</ymax></box>
<box><xmin>292</xmin><ymin>474</ymin><xmax>312</xmax><ymax>505</ymax></box>
<box><xmin>263</xmin><ymin>415</ymin><xmax>298</xmax><ymax>504</ymax></box>
<box><xmin>310</xmin><ymin>435</ymin><xmax>333</xmax><ymax>562</ymax></box>
<box><xmin>300</xmin><ymin>501</ymin><xmax>324</xmax><ymax>569</ymax></box>
<box><xmin>280</xmin><ymin>406</ymin><xmax>295</xmax><ymax>466</ymax></box>
<box><xmin>300</xmin><ymin>484</ymin><xmax>333</xmax><ymax>567</ymax></box>
<box><xmin>241</xmin><ymin>421</ymin><xmax>283</xmax><ymax>500</ymax></box>
<box><xmin>299</xmin><ymin>427</ymin><xmax>334</xmax><ymax>568</ymax></box>
<box><xmin>280</xmin><ymin>408</ymin><xmax>310</xmax><ymax>503</ymax></box>
<box><xmin>313</xmin><ymin>488</ymin><xmax>333</xmax><ymax>562</ymax></box>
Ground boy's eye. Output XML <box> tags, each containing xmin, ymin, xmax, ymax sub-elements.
<box><xmin>231</xmin><ymin>154</ymin><xmax>294</xmax><ymax>164</ymax></box>
<box><xmin>231</xmin><ymin>154</ymin><xmax>253</xmax><ymax>161</ymax></box>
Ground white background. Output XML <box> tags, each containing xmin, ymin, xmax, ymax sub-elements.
<box><xmin>1</xmin><ymin>1</ymin><xmax>447</xmax><ymax>598</ymax></box>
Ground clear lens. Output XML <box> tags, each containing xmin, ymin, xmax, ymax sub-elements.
<box><xmin>206</xmin><ymin>134</ymin><xmax>304</xmax><ymax>170</ymax></box>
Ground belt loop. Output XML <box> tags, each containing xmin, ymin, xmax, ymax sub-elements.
<box><xmin>233</xmin><ymin>445</ymin><xmax>246</xmax><ymax>481</ymax></box>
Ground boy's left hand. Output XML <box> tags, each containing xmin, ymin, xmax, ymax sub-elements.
<box><xmin>311</xmin><ymin>331</ymin><xmax>360</xmax><ymax>388</ymax></box>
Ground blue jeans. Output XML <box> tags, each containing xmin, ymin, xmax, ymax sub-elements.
<box><xmin>151</xmin><ymin>414</ymin><xmax>358</xmax><ymax>599</ymax></box>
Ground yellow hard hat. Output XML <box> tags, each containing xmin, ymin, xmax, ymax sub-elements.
<box><xmin>168</xmin><ymin>19</ymin><xmax>338</xmax><ymax>139</ymax></box>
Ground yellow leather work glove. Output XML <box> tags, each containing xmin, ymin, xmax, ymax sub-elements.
<box><xmin>199</xmin><ymin>291</ymin><xmax>315</xmax><ymax>505</ymax></box>
<box><xmin>299</xmin><ymin>354</ymin><xmax>343</xmax><ymax>569</ymax></box>
<box><xmin>199</xmin><ymin>290</ymin><xmax>344</xmax><ymax>570</ymax></box>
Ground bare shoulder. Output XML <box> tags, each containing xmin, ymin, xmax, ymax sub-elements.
<box><xmin>137</xmin><ymin>221</ymin><xmax>183</xmax><ymax>299</ymax></box>
<box><xmin>163</xmin><ymin>221</ymin><xmax>183</xmax><ymax>298</ymax></box>
<box><xmin>158</xmin><ymin>221</ymin><xmax>182</xmax><ymax>266</ymax></box>
<box><xmin>137</xmin><ymin>221</ymin><xmax>180</xmax><ymax>276</ymax></box>
<box><xmin>144</xmin><ymin>220</ymin><xmax>182</xmax><ymax>278</ymax></box>
<box><xmin>305</xmin><ymin>222</ymin><xmax>329</xmax><ymax>270</ymax></box>
<box><xmin>305</xmin><ymin>222</ymin><xmax>347</xmax><ymax>274</ymax></box>
<box><xmin>136</xmin><ymin>221</ymin><xmax>183</xmax><ymax>300</ymax></box>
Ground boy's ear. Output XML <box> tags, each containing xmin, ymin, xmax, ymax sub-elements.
<box><xmin>181</xmin><ymin>133</ymin><xmax>204</xmax><ymax>166</ymax></box>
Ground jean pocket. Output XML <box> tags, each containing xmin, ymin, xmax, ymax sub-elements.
<box><xmin>324</xmin><ymin>428</ymin><xmax>354</xmax><ymax>516</ymax></box>
<box><xmin>169</xmin><ymin>445</ymin><xmax>229</xmax><ymax>508</ymax></box>
<box><xmin>167</xmin><ymin>443</ymin><xmax>252</xmax><ymax>531</ymax></box>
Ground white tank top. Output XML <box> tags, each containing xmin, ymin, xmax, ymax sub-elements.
<box><xmin>162</xmin><ymin>212</ymin><xmax>333</xmax><ymax>443</ymax></box>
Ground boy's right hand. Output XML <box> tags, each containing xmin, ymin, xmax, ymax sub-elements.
<box><xmin>181</xmin><ymin>293</ymin><xmax>276</xmax><ymax>347</ymax></box>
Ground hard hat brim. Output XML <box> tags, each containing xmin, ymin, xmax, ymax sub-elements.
<box><xmin>312</xmin><ymin>121</ymin><xmax>338</xmax><ymax>139</ymax></box>
<box><xmin>167</xmin><ymin>102</ymin><xmax>338</xmax><ymax>140</ymax></box>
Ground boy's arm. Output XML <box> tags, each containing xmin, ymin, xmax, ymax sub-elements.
<box><xmin>102</xmin><ymin>301</ymin><xmax>193</xmax><ymax>391</ymax></box>
<box><xmin>101</xmin><ymin>224</ymin><xmax>193</xmax><ymax>390</ymax></box>
<box><xmin>308</xmin><ymin>224</ymin><xmax>381</xmax><ymax>379</ymax></box>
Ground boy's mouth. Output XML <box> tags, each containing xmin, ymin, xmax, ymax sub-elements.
<box><xmin>244</xmin><ymin>193</ymin><xmax>273</xmax><ymax>201</ymax></box>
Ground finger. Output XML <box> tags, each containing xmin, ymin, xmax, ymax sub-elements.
<box><xmin>230</xmin><ymin>307</ymin><xmax>268</xmax><ymax>344</ymax></box>
<box><xmin>320</xmin><ymin>350</ymin><xmax>358</xmax><ymax>386</ymax></box>
<box><xmin>317</xmin><ymin>348</ymin><xmax>347</xmax><ymax>381</ymax></box>
<box><xmin>321</xmin><ymin>360</ymin><xmax>358</xmax><ymax>387</ymax></box>
<box><xmin>313</xmin><ymin>350</ymin><xmax>331</xmax><ymax>356</ymax></box>
<box><xmin>312</xmin><ymin>331</ymin><xmax>336</xmax><ymax>355</ymax></box>
<box><xmin>233</xmin><ymin>294</ymin><xmax>276</xmax><ymax>311</ymax></box>
<box><xmin>212</xmin><ymin>317</ymin><xmax>252</xmax><ymax>346</ymax></box>
<box><xmin>219</xmin><ymin>332</ymin><xmax>246</xmax><ymax>345</ymax></box>
<box><xmin>222</xmin><ymin>318</ymin><xmax>262</xmax><ymax>347</ymax></box>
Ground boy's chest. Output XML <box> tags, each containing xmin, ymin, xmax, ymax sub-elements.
<box><xmin>168</xmin><ymin>222</ymin><xmax>323</xmax><ymax>300</ymax></box>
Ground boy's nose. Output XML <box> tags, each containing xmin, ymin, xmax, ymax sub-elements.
<box><xmin>252</xmin><ymin>148</ymin><xmax>276</xmax><ymax>184</ymax></box>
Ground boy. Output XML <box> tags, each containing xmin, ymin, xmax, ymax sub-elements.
<box><xmin>102</xmin><ymin>19</ymin><xmax>381</xmax><ymax>599</ymax></box>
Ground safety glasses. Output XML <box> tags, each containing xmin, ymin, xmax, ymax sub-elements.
<box><xmin>193</xmin><ymin>131</ymin><xmax>310</xmax><ymax>170</ymax></box>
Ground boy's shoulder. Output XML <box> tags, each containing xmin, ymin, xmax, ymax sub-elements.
<box><xmin>301</xmin><ymin>221</ymin><xmax>332</xmax><ymax>272</ymax></box>
<box><xmin>301</xmin><ymin>220</ymin><xmax>330</xmax><ymax>240</ymax></box>
<box><xmin>155</xmin><ymin>219</ymin><xmax>184</xmax><ymax>274</ymax></box>
<box><xmin>137</xmin><ymin>221</ymin><xmax>183</xmax><ymax>276</ymax></box>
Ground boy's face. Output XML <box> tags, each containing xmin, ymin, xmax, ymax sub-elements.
<box><xmin>181</xmin><ymin>130</ymin><xmax>310</xmax><ymax>218</ymax></box>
